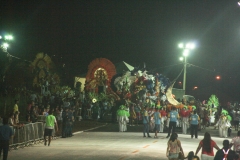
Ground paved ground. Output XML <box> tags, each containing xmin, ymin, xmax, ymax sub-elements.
<box><xmin>7</xmin><ymin>120</ymin><xmax>237</xmax><ymax>160</ymax></box>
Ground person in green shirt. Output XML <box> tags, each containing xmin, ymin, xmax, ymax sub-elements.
<box><xmin>44</xmin><ymin>110</ymin><xmax>58</xmax><ymax>146</ymax></box>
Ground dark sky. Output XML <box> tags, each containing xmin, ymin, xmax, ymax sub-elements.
<box><xmin>1</xmin><ymin>0</ymin><xmax>240</xmax><ymax>100</ymax></box>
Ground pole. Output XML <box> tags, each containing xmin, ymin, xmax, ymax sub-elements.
<box><xmin>183</xmin><ymin>56</ymin><xmax>187</xmax><ymax>94</ymax></box>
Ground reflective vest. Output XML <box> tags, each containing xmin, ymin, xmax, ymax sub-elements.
<box><xmin>223</xmin><ymin>149</ymin><xmax>229</xmax><ymax>160</ymax></box>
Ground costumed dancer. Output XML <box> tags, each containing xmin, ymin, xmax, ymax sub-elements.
<box><xmin>159</xmin><ymin>106</ymin><xmax>167</xmax><ymax>133</ymax></box>
<box><xmin>215</xmin><ymin>109</ymin><xmax>231</xmax><ymax>138</ymax></box>
<box><xmin>149</xmin><ymin>104</ymin><xmax>155</xmax><ymax>132</ymax></box>
<box><xmin>117</xmin><ymin>105</ymin><xmax>130</xmax><ymax>132</ymax></box>
<box><xmin>180</xmin><ymin>106</ymin><xmax>190</xmax><ymax>134</ymax></box>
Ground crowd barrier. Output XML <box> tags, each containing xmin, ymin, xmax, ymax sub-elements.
<box><xmin>9</xmin><ymin>119</ymin><xmax>56</xmax><ymax>149</ymax></box>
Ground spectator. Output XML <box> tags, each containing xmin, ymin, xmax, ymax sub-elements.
<box><xmin>195</xmin><ymin>132</ymin><xmax>220</xmax><ymax>159</ymax></box>
<box><xmin>214</xmin><ymin>140</ymin><xmax>237</xmax><ymax>160</ymax></box>
<box><xmin>192</xmin><ymin>156</ymin><xmax>200</xmax><ymax>160</ymax></box>
<box><xmin>233</xmin><ymin>111</ymin><xmax>240</xmax><ymax>131</ymax></box>
<box><xmin>27</xmin><ymin>101</ymin><xmax>35</xmax><ymax>112</ymax></box>
<box><xmin>62</xmin><ymin>107</ymin><xmax>69</xmax><ymax>138</ymax></box>
<box><xmin>56</xmin><ymin>107</ymin><xmax>62</xmax><ymax>134</ymax></box>
<box><xmin>13</xmin><ymin>100</ymin><xmax>20</xmax><ymax>124</ymax></box>
<box><xmin>8</xmin><ymin>114</ymin><xmax>17</xmax><ymax>128</ymax></box>
<box><xmin>230</xmin><ymin>131</ymin><xmax>240</xmax><ymax>157</ymax></box>
<box><xmin>190</xmin><ymin>110</ymin><xmax>200</xmax><ymax>139</ymax></box>
<box><xmin>30</xmin><ymin>92</ymin><xmax>37</xmax><ymax>102</ymax></box>
<box><xmin>0</xmin><ymin>117</ymin><xmax>14</xmax><ymax>160</ymax></box>
<box><xmin>30</xmin><ymin>106</ymin><xmax>38</xmax><ymax>123</ymax></box>
<box><xmin>44</xmin><ymin>110</ymin><xmax>58</xmax><ymax>146</ymax></box>
<box><xmin>68</xmin><ymin>108</ymin><xmax>74</xmax><ymax>137</ymax></box>
<box><xmin>185</xmin><ymin>151</ymin><xmax>194</xmax><ymax>160</ymax></box>
<box><xmin>166</xmin><ymin>132</ymin><xmax>184</xmax><ymax>160</ymax></box>
<box><xmin>0</xmin><ymin>116</ymin><xmax>2</xmax><ymax>126</ymax></box>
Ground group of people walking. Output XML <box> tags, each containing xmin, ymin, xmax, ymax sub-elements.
<box><xmin>166</xmin><ymin>131</ymin><xmax>240</xmax><ymax>160</ymax></box>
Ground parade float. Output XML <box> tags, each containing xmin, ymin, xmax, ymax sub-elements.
<box><xmin>31</xmin><ymin>53</ymin><xmax>76</xmax><ymax>101</ymax></box>
<box><xmin>82</xmin><ymin>57</ymin><xmax>200</xmax><ymax>118</ymax></box>
<box><xmin>84</xmin><ymin>58</ymin><xmax>120</xmax><ymax>104</ymax></box>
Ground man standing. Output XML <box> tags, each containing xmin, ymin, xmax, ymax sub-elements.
<box><xmin>44</xmin><ymin>110</ymin><xmax>58</xmax><ymax>146</ymax></box>
<box><xmin>166</xmin><ymin>107</ymin><xmax>179</xmax><ymax>138</ymax></box>
<box><xmin>154</xmin><ymin>107</ymin><xmax>161</xmax><ymax>138</ymax></box>
<box><xmin>0</xmin><ymin>117</ymin><xmax>13</xmax><ymax>160</ymax></box>
<box><xmin>230</xmin><ymin>131</ymin><xmax>240</xmax><ymax>158</ymax></box>
<box><xmin>214</xmin><ymin>140</ymin><xmax>237</xmax><ymax>160</ymax></box>
<box><xmin>190</xmin><ymin>110</ymin><xmax>200</xmax><ymax>139</ymax></box>
<box><xmin>143</xmin><ymin>106</ymin><xmax>151</xmax><ymax>138</ymax></box>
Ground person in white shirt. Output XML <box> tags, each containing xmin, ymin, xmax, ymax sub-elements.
<box><xmin>230</xmin><ymin>131</ymin><xmax>240</xmax><ymax>156</ymax></box>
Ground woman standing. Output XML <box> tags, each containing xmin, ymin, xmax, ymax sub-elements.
<box><xmin>166</xmin><ymin>132</ymin><xmax>184</xmax><ymax>160</ymax></box>
<box><xmin>195</xmin><ymin>132</ymin><xmax>220</xmax><ymax>160</ymax></box>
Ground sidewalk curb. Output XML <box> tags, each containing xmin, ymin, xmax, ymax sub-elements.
<box><xmin>73</xmin><ymin>123</ymin><xmax>108</xmax><ymax>135</ymax></box>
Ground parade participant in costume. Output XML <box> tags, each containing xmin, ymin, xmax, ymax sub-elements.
<box><xmin>143</xmin><ymin>106</ymin><xmax>151</xmax><ymax>138</ymax></box>
<box><xmin>134</xmin><ymin>103</ymin><xmax>141</xmax><ymax>126</ymax></box>
<box><xmin>159</xmin><ymin>106</ymin><xmax>167</xmax><ymax>133</ymax></box>
<box><xmin>180</xmin><ymin>106</ymin><xmax>190</xmax><ymax>134</ymax></box>
<box><xmin>215</xmin><ymin>109</ymin><xmax>231</xmax><ymax>138</ymax></box>
<box><xmin>117</xmin><ymin>105</ymin><xmax>130</xmax><ymax>132</ymax></box>
<box><xmin>149</xmin><ymin>104</ymin><xmax>155</xmax><ymax>132</ymax></box>
<box><xmin>154</xmin><ymin>107</ymin><xmax>161</xmax><ymax>138</ymax></box>
<box><xmin>129</xmin><ymin>104</ymin><xmax>136</xmax><ymax>126</ymax></box>
<box><xmin>190</xmin><ymin>110</ymin><xmax>200</xmax><ymax>139</ymax></box>
<box><xmin>166</xmin><ymin>107</ymin><xmax>179</xmax><ymax>138</ymax></box>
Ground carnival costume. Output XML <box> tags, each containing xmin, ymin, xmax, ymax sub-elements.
<box><xmin>159</xmin><ymin>106</ymin><xmax>167</xmax><ymax>133</ymax></box>
<box><xmin>215</xmin><ymin>110</ymin><xmax>231</xmax><ymax>138</ymax></box>
<box><xmin>117</xmin><ymin>105</ymin><xmax>130</xmax><ymax>132</ymax></box>
<box><xmin>180</xmin><ymin>106</ymin><xmax>190</xmax><ymax>134</ymax></box>
<box><xmin>149</xmin><ymin>105</ymin><xmax>155</xmax><ymax>132</ymax></box>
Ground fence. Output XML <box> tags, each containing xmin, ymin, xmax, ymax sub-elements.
<box><xmin>9</xmin><ymin>121</ymin><xmax>56</xmax><ymax>149</ymax></box>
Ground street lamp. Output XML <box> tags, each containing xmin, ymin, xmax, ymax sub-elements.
<box><xmin>0</xmin><ymin>34</ymin><xmax>13</xmax><ymax>52</ymax></box>
<box><xmin>178</xmin><ymin>42</ymin><xmax>195</xmax><ymax>92</ymax></box>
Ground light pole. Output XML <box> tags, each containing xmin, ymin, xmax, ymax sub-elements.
<box><xmin>178</xmin><ymin>42</ymin><xmax>195</xmax><ymax>92</ymax></box>
<box><xmin>0</xmin><ymin>34</ymin><xmax>13</xmax><ymax>115</ymax></box>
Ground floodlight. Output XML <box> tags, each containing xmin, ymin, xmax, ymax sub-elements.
<box><xmin>178</xmin><ymin>43</ymin><xmax>184</xmax><ymax>48</ymax></box>
<box><xmin>3</xmin><ymin>43</ymin><xmax>9</xmax><ymax>48</ymax></box>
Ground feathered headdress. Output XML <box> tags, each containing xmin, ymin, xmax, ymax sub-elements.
<box><xmin>192</xmin><ymin>105</ymin><xmax>196</xmax><ymax>110</ymax></box>
<box><xmin>208</xmin><ymin>95</ymin><xmax>219</xmax><ymax>108</ymax></box>
<box><xmin>221</xmin><ymin>109</ymin><xmax>228</xmax><ymax>116</ymax></box>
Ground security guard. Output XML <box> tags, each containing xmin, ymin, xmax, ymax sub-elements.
<box><xmin>190</xmin><ymin>110</ymin><xmax>200</xmax><ymax>139</ymax></box>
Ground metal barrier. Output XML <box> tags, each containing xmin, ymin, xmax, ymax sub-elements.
<box><xmin>9</xmin><ymin>122</ymin><xmax>47</xmax><ymax>149</ymax></box>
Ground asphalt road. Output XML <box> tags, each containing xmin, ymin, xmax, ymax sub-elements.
<box><xmin>7</xmin><ymin>122</ymin><xmax>236</xmax><ymax>160</ymax></box>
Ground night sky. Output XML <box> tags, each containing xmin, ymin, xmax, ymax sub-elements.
<box><xmin>1</xmin><ymin>0</ymin><xmax>240</xmax><ymax>101</ymax></box>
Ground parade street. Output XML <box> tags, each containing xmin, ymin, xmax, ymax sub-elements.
<box><xmin>8</xmin><ymin>123</ymin><xmax>234</xmax><ymax>160</ymax></box>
